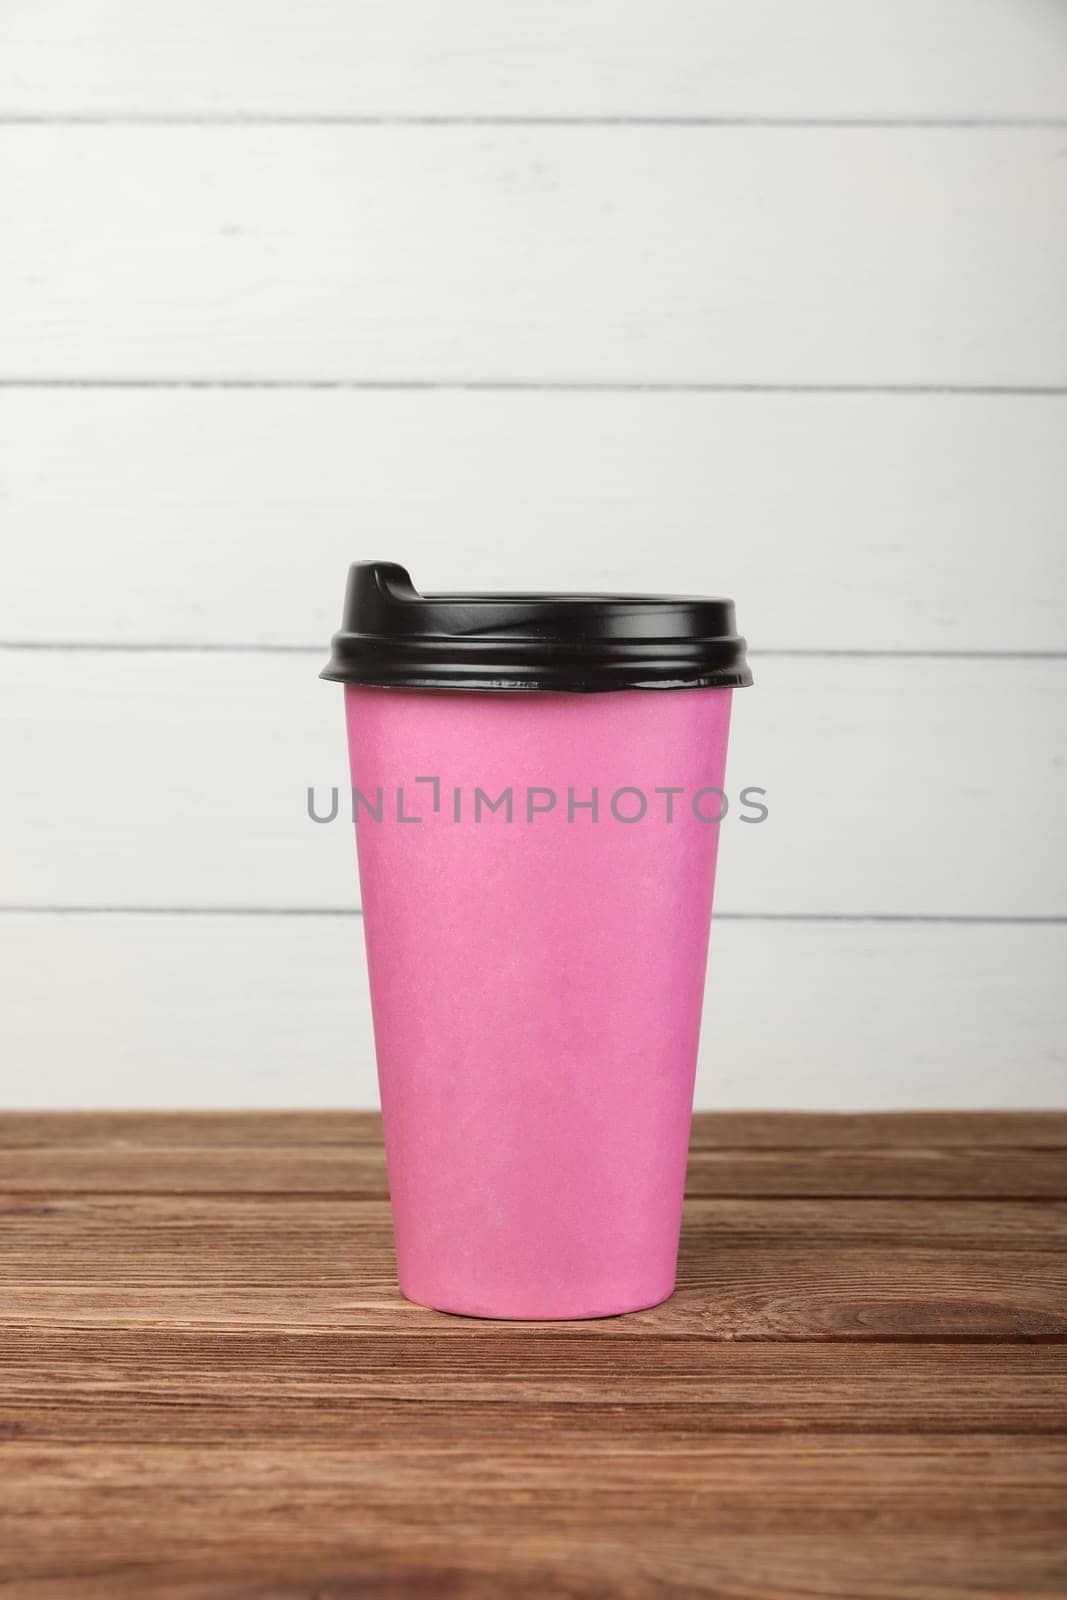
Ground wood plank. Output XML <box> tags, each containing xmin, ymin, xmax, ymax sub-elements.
<box><xmin>1</xmin><ymin>916</ymin><xmax>1063</xmax><ymax>1111</ymax></box>
<box><xmin>4</xmin><ymin>1330</ymin><xmax>1064</xmax><ymax>1435</ymax></box>
<box><xmin>689</xmin><ymin>1112</ymin><xmax>1067</xmax><ymax>1149</ymax></box>
<box><xmin>3</xmin><ymin>128</ymin><xmax>1065</xmax><ymax>384</ymax></box>
<box><xmin>4</xmin><ymin>1192</ymin><xmax>1065</xmax><ymax>1267</ymax></box>
<box><xmin>4</xmin><ymin>1113</ymin><xmax>1064</xmax><ymax>1598</ymax></box>
<box><xmin>0</xmin><ymin>1111</ymin><xmax>386</xmax><ymax>1148</ymax></box>
<box><xmin>0</xmin><ymin>1439</ymin><xmax>1063</xmax><ymax>1600</ymax></box>
<box><xmin>4</xmin><ymin>1243</ymin><xmax>1063</xmax><ymax>1339</ymax></box>
<box><xmin>3</xmin><ymin>0</ymin><xmax>1065</xmax><ymax>120</ymax></box>
<box><xmin>0</xmin><ymin>1535</ymin><xmax>1062</xmax><ymax>1600</ymax></box>
<box><xmin>3</xmin><ymin>1144</ymin><xmax>1065</xmax><ymax>1197</ymax></box>
<box><xmin>1</xmin><ymin>1534</ymin><xmax>1061</xmax><ymax>1600</ymax></box>
<box><xmin>2</xmin><ymin>1195</ymin><xmax>1065</xmax><ymax>1284</ymax></box>
<box><xmin>683</xmin><ymin>1149</ymin><xmax>1067</xmax><ymax>1198</ymax></box>
<box><xmin>3</xmin><ymin>390</ymin><xmax>1064</xmax><ymax>652</ymax></box>
<box><xmin>4</xmin><ymin>1109</ymin><xmax>1065</xmax><ymax>1149</ymax></box>
<box><xmin>2</xmin><ymin>1437</ymin><xmax>1063</xmax><ymax>1529</ymax></box>
<box><xmin>4</xmin><ymin>653</ymin><xmax>1066</xmax><ymax>917</ymax></box>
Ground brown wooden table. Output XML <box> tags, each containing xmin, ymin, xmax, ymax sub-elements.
<box><xmin>2</xmin><ymin>1111</ymin><xmax>1066</xmax><ymax>1598</ymax></box>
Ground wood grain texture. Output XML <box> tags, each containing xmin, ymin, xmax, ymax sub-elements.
<box><xmin>4</xmin><ymin>1255</ymin><xmax>1065</xmax><ymax>1340</ymax></box>
<box><xmin>2</xmin><ymin>1112</ymin><xmax>1065</xmax><ymax>1598</ymax></box>
<box><xmin>4</xmin><ymin>128</ymin><xmax>1065</xmax><ymax>385</ymax></box>
<box><xmin>5</xmin><ymin>1109</ymin><xmax>1067</xmax><ymax>1148</ymax></box>
<box><xmin>2</xmin><ymin>0</ymin><xmax>1065</xmax><ymax>120</ymax></box>
<box><xmin>1</xmin><ymin>1541</ymin><xmax>1064</xmax><ymax>1600</ymax></box>
<box><xmin>5</xmin><ymin>1330</ymin><xmax>1067</xmax><ymax>1435</ymax></box>
<box><xmin>3</xmin><ymin>1143</ymin><xmax>1066</xmax><ymax>1198</ymax></box>
<box><xmin>3</xmin><ymin>391</ymin><xmax>1065</xmax><ymax>652</ymax></box>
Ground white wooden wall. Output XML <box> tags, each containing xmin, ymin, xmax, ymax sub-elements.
<box><xmin>1</xmin><ymin>1</ymin><xmax>1065</xmax><ymax>1109</ymax></box>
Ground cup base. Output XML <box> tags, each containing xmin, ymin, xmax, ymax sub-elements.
<box><xmin>397</xmin><ymin>1278</ymin><xmax>677</xmax><ymax>1323</ymax></box>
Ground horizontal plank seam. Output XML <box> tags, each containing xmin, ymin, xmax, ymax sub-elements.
<box><xmin>3</xmin><ymin>1143</ymin><xmax>1066</xmax><ymax>1154</ymax></box>
<box><xmin>2</xmin><ymin>115</ymin><xmax>1067</xmax><ymax>129</ymax></box>
<box><xmin>3</xmin><ymin>380</ymin><xmax>1067</xmax><ymax>395</ymax></box>
<box><xmin>4</xmin><ymin>1144</ymin><xmax>1064</xmax><ymax>1155</ymax></box>
<box><xmin>8</xmin><ymin>1414</ymin><xmax>1067</xmax><ymax>1440</ymax></box>
<box><xmin>1</xmin><ymin>1328</ymin><xmax>1063</xmax><ymax>1346</ymax></box>
<box><xmin>6</xmin><ymin>1417</ymin><xmax>1067</xmax><ymax>1438</ymax></box>
<box><xmin>1</xmin><ymin>908</ymin><xmax>1064</xmax><ymax>925</ymax></box>
<box><xmin>6</xmin><ymin>1334</ymin><xmax>1066</xmax><ymax>1352</ymax></box>
<box><xmin>3</xmin><ymin>1189</ymin><xmax>1064</xmax><ymax>1201</ymax></box>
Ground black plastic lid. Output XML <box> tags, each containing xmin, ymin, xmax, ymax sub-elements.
<box><xmin>321</xmin><ymin>562</ymin><xmax>752</xmax><ymax>693</ymax></box>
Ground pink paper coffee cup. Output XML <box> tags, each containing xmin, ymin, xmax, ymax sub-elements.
<box><xmin>323</xmin><ymin>563</ymin><xmax>751</xmax><ymax>1320</ymax></box>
